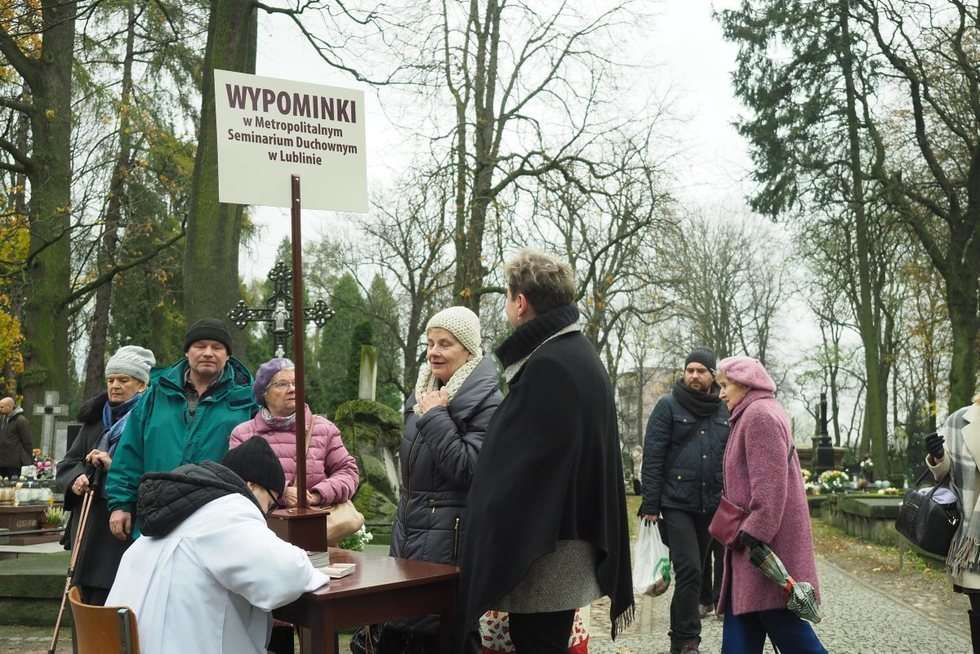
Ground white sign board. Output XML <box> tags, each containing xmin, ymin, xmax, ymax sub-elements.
<box><xmin>214</xmin><ymin>69</ymin><xmax>368</xmax><ymax>212</ymax></box>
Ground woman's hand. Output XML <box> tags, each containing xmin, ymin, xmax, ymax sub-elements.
<box><xmin>71</xmin><ymin>474</ymin><xmax>89</xmax><ymax>496</ymax></box>
<box><xmin>282</xmin><ymin>485</ymin><xmax>299</xmax><ymax>508</ymax></box>
<box><xmin>925</xmin><ymin>432</ymin><xmax>945</xmax><ymax>462</ymax></box>
<box><xmin>417</xmin><ymin>388</ymin><xmax>450</xmax><ymax>415</ymax></box>
<box><xmin>306</xmin><ymin>490</ymin><xmax>320</xmax><ymax>506</ymax></box>
<box><xmin>85</xmin><ymin>449</ymin><xmax>112</xmax><ymax>470</ymax></box>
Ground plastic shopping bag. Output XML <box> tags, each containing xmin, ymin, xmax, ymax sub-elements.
<box><xmin>632</xmin><ymin>520</ymin><xmax>671</xmax><ymax>596</ymax></box>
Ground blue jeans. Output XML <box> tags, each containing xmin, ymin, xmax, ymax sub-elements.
<box><xmin>722</xmin><ymin>606</ymin><xmax>827</xmax><ymax>653</ymax></box>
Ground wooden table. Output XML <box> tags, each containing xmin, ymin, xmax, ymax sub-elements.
<box><xmin>273</xmin><ymin>548</ymin><xmax>459</xmax><ymax>654</ymax></box>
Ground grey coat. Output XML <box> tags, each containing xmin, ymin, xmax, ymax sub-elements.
<box><xmin>391</xmin><ymin>356</ymin><xmax>501</xmax><ymax>567</ymax></box>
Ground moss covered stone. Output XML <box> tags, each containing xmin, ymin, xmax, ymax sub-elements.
<box><xmin>336</xmin><ymin>398</ymin><xmax>402</xmax><ymax>527</ymax></box>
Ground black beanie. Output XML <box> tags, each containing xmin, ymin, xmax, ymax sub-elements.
<box><xmin>221</xmin><ymin>437</ymin><xmax>286</xmax><ymax>498</ymax></box>
<box><xmin>184</xmin><ymin>318</ymin><xmax>233</xmax><ymax>355</ymax></box>
<box><xmin>685</xmin><ymin>348</ymin><xmax>717</xmax><ymax>374</ymax></box>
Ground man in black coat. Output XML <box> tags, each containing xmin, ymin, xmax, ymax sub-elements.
<box><xmin>0</xmin><ymin>397</ymin><xmax>32</xmax><ymax>478</ymax></box>
<box><xmin>641</xmin><ymin>348</ymin><xmax>730</xmax><ymax>654</ymax></box>
<box><xmin>459</xmin><ymin>250</ymin><xmax>634</xmax><ymax>654</ymax></box>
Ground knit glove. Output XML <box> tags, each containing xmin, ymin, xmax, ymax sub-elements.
<box><xmin>925</xmin><ymin>432</ymin><xmax>945</xmax><ymax>460</ymax></box>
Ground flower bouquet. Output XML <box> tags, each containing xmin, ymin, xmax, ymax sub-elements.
<box><xmin>818</xmin><ymin>469</ymin><xmax>849</xmax><ymax>494</ymax></box>
<box><xmin>339</xmin><ymin>524</ymin><xmax>374</xmax><ymax>552</ymax></box>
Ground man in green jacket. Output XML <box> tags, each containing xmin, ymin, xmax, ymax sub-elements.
<box><xmin>106</xmin><ymin>319</ymin><xmax>257</xmax><ymax>541</ymax></box>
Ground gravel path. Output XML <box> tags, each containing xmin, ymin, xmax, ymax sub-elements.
<box><xmin>587</xmin><ymin>556</ymin><xmax>972</xmax><ymax>653</ymax></box>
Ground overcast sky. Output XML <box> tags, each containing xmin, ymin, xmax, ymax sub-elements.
<box><xmin>233</xmin><ymin>0</ymin><xmax>836</xmax><ymax>431</ymax></box>
<box><xmin>241</xmin><ymin>0</ymin><xmax>754</xmax><ymax>276</ymax></box>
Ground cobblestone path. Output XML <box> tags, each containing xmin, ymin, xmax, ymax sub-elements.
<box><xmin>588</xmin><ymin>557</ymin><xmax>971</xmax><ymax>653</ymax></box>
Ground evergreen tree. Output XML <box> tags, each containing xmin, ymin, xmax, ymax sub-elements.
<box><xmin>309</xmin><ymin>274</ymin><xmax>364</xmax><ymax>417</ymax></box>
<box><xmin>366</xmin><ymin>275</ymin><xmax>404</xmax><ymax>409</ymax></box>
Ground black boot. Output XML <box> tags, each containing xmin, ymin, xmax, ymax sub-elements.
<box><xmin>970</xmin><ymin>610</ymin><xmax>980</xmax><ymax>654</ymax></box>
<box><xmin>670</xmin><ymin>640</ymin><xmax>701</xmax><ymax>654</ymax></box>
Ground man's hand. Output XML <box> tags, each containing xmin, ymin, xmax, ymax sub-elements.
<box><xmin>283</xmin><ymin>485</ymin><xmax>299</xmax><ymax>508</ymax></box>
<box><xmin>641</xmin><ymin>514</ymin><xmax>659</xmax><ymax>524</ymax></box>
<box><xmin>925</xmin><ymin>432</ymin><xmax>945</xmax><ymax>461</ymax></box>
<box><xmin>418</xmin><ymin>389</ymin><xmax>450</xmax><ymax>415</ymax></box>
<box><xmin>71</xmin><ymin>474</ymin><xmax>89</xmax><ymax>496</ymax></box>
<box><xmin>109</xmin><ymin>510</ymin><xmax>132</xmax><ymax>541</ymax></box>
<box><xmin>85</xmin><ymin>449</ymin><xmax>112</xmax><ymax>470</ymax></box>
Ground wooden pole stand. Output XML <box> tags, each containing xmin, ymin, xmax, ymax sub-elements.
<box><xmin>266</xmin><ymin>174</ymin><xmax>328</xmax><ymax>551</ymax></box>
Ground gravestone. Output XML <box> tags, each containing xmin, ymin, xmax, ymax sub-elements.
<box><xmin>53</xmin><ymin>421</ymin><xmax>70</xmax><ymax>463</ymax></box>
<box><xmin>32</xmin><ymin>391</ymin><xmax>68</xmax><ymax>458</ymax></box>
<box><xmin>358</xmin><ymin>345</ymin><xmax>378</xmax><ymax>402</ymax></box>
<box><xmin>811</xmin><ymin>392</ymin><xmax>835</xmax><ymax>473</ymax></box>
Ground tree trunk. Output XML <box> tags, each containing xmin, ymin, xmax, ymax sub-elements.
<box><xmin>82</xmin><ymin>0</ymin><xmax>136</xmax><ymax>400</ymax></box>
<box><xmin>839</xmin><ymin>3</ymin><xmax>889</xmax><ymax>475</ymax></box>
<box><xmin>451</xmin><ymin>0</ymin><xmax>500</xmax><ymax>312</ymax></box>
<box><xmin>21</xmin><ymin>0</ymin><xmax>75</xmax><ymax>422</ymax></box>
<box><xmin>183</xmin><ymin>0</ymin><xmax>256</xmax><ymax>346</ymax></box>
<box><xmin>946</xmin><ymin>264</ymin><xmax>980</xmax><ymax>413</ymax></box>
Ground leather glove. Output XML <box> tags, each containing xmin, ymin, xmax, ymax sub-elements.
<box><xmin>738</xmin><ymin>531</ymin><xmax>763</xmax><ymax>550</ymax></box>
<box><xmin>925</xmin><ymin>432</ymin><xmax>945</xmax><ymax>460</ymax></box>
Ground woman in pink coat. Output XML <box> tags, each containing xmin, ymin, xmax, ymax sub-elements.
<box><xmin>229</xmin><ymin>358</ymin><xmax>361</xmax><ymax>533</ymax></box>
<box><xmin>715</xmin><ymin>356</ymin><xmax>826</xmax><ymax>653</ymax></box>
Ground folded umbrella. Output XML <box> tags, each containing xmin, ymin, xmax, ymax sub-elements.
<box><xmin>748</xmin><ymin>542</ymin><xmax>822</xmax><ymax>624</ymax></box>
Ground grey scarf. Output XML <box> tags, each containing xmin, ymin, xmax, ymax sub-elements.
<box><xmin>944</xmin><ymin>404</ymin><xmax>980</xmax><ymax>576</ymax></box>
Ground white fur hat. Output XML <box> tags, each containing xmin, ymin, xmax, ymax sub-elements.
<box><xmin>426</xmin><ymin>306</ymin><xmax>482</xmax><ymax>356</ymax></box>
<box><xmin>105</xmin><ymin>345</ymin><xmax>156</xmax><ymax>384</ymax></box>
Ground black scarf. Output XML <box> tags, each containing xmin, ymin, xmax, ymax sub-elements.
<box><xmin>461</xmin><ymin>302</ymin><xmax>634</xmax><ymax>643</ymax></box>
<box><xmin>672</xmin><ymin>379</ymin><xmax>722</xmax><ymax>417</ymax></box>
<box><xmin>494</xmin><ymin>304</ymin><xmax>581</xmax><ymax>368</ymax></box>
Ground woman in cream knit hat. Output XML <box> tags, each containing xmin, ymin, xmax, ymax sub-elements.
<box><xmin>372</xmin><ymin>306</ymin><xmax>501</xmax><ymax>652</ymax></box>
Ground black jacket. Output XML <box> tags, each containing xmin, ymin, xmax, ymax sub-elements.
<box><xmin>137</xmin><ymin>461</ymin><xmax>258</xmax><ymax>537</ymax></box>
<box><xmin>0</xmin><ymin>407</ymin><xmax>32</xmax><ymax>469</ymax></box>
<box><xmin>56</xmin><ymin>394</ymin><xmax>130</xmax><ymax>592</ymax></box>
<box><xmin>641</xmin><ymin>390</ymin><xmax>729</xmax><ymax>516</ymax></box>
<box><xmin>391</xmin><ymin>356</ymin><xmax>501</xmax><ymax>567</ymax></box>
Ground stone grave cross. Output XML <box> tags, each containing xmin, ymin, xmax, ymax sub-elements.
<box><xmin>33</xmin><ymin>390</ymin><xmax>69</xmax><ymax>458</ymax></box>
<box><xmin>228</xmin><ymin>260</ymin><xmax>333</xmax><ymax>357</ymax></box>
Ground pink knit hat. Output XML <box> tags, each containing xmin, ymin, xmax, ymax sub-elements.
<box><xmin>717</xmin><ymin>356</ymin><xmax>776</xmax><ymax>392</ymax></box>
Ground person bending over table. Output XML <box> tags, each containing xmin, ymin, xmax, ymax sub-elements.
<box><xmin>106</xmin><ymin>437</ymin><xmax>328</xmax><ymax>654</ymax></box>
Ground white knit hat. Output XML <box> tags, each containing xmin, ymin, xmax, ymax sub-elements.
<box><xmin>105</xmin><ymin>345</ymin><xmax>156</xmax><ymax>384</ymax></box>
<box><xmin>426</xmin><ymin>306</ymin><xmax>482</xmax><ymax>355</ymax></box>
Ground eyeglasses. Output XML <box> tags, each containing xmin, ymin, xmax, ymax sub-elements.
<box><xmin>266</xmin><ymin>491</ymin><xmax>280</xmax><ymax>517</ymax></box>
<box><xmin>268</xmin><ymin>380</ymin><xmax>296</xmax><ymax>390</ymax></box>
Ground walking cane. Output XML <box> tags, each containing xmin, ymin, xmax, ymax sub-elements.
<box><xmin>48</xmin><ymin>467</ymin><xmax>101</xmax><ymax>654</ymax></box>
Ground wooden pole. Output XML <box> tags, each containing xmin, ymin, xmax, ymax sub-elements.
<box><xmin>290</xmin><ymin>174</ymin><xmax>307</xmax><ymax>509</ymax></box>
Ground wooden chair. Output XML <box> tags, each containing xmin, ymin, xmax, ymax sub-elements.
<box><xmin>67</xmin><ymin>586</ymin><xmax>140</xmax><ymax>654</ymax></box>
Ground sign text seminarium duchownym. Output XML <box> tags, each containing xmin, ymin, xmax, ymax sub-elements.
<box><xmin>214</xmin><ymin>69</ymin><xmax>368</xmax><ymax>213</ymax></box>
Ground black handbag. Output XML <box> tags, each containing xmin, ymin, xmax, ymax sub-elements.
<box><xmin>895</xmin><ymin>469</ymin><xmax>962</xmax><ymax>557</ymax></box>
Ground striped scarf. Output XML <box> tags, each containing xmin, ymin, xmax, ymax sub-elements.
<box><xmin>943</xmin><ymin>404</ymin><xmax>980</xmax><ymax>576</ymax></box>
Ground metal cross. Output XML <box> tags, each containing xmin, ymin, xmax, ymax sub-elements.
<box><xmin>228</xmin><ymin>260</ymin><xmax>334</xmax><ymax>358</ymax></box>
<box><xmin>32</xmin><ymin>390</ymin><xmax>69</xmax><ymax>458</ymax></box>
